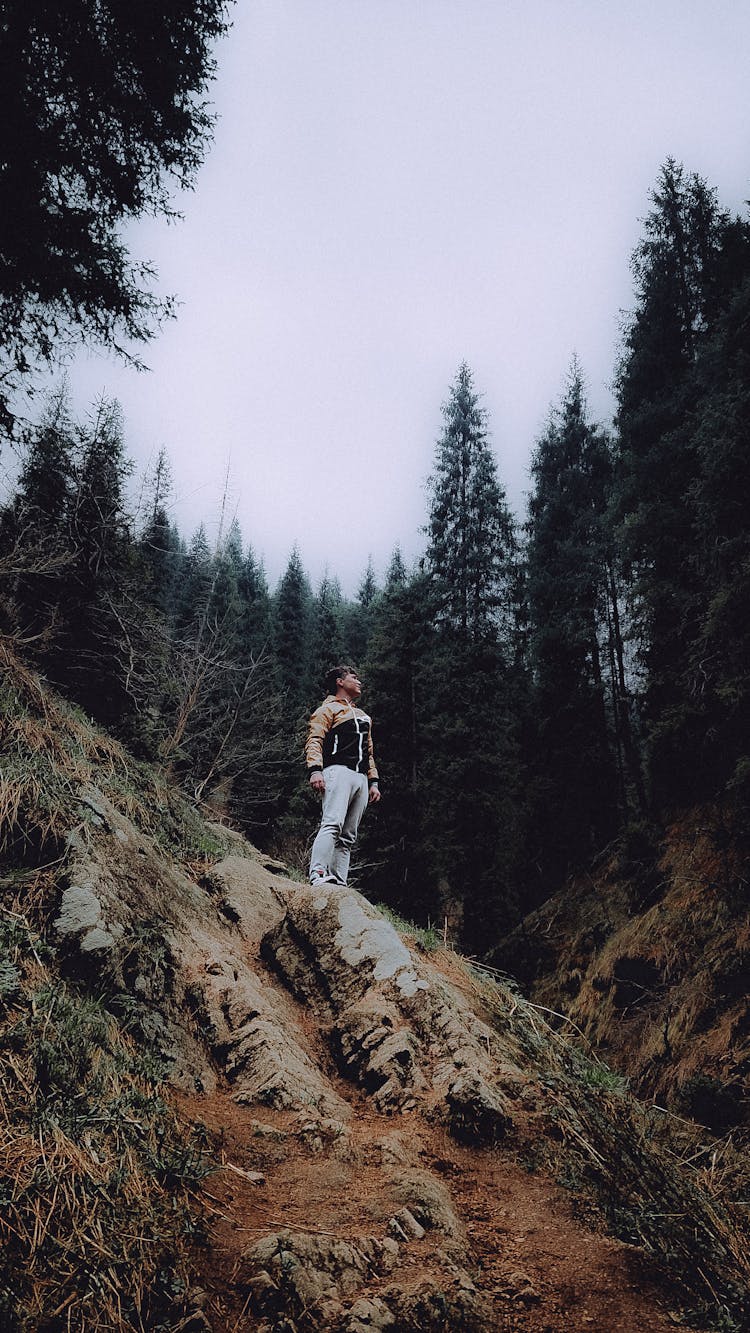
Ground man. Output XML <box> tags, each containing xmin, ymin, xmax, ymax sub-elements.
<box><xmin>305</xmin><ymin>664</ymin><xmax>381</xmax><ymax>886</ymax></box>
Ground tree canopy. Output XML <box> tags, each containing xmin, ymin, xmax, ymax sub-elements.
<box><xmin>0</xmin><ymin>0</ymin><xmax>232</xmax><ymax>436</ymax></box>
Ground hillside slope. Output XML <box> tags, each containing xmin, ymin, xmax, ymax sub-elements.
<box><xmin>1</xmin><ymin>645</ymin><xmax>749</xmax><ymax>1331</ymax></box>
<box><xmin>488</xmin><ymin>812</ymin><xmax>749</xmax><ymax>1136</ymax></box>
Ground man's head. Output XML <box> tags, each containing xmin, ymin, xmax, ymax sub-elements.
<box><xmin>326</xmin><ymin>664</ymin><xmax>362</xmax><ymax>700</ymax></box>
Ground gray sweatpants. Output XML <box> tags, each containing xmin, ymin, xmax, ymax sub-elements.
<box><xmin>309</xmin><ymin>765</ymin><xmax>369</xmax><ymax>885</ymax></box>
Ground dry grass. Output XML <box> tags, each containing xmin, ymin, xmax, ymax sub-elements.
<box><xmin>430</xmin><ymin>948</ymin><xmax>750</xmax><ymax>1327</ymax></box>
<box><xmin>0</xmin><ymin>646</ymin><xmax>227</xmax><ymax>1327</ymax></box>
<box><xmin>0</xmin><ymin>641</ymin><xmax>229</xmax><ymax>873</ymax></box>
<box><xmin>0</xmin><ymin>922</ymin><xmax>208</xmax><ymax>1331</ymax></box>
<box><xmin>0</xmin><ymin>641</ymin><xmax>129</xmax><ymax>853</ymax></box>
<box><xmin>510</xmin><ymin>807</ymin><xmax>750</xmax><ymax>1144</ymax></box>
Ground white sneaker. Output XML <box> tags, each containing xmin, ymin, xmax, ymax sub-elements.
<box><xmin>309</xmin><ymin>869</ymin><xmax>337</xmax><ymax>885</ymax></box>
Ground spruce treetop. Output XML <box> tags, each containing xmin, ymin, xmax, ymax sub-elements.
<box><xmin>425</xmin><ymin>363</ymin><xmax>516</xmax><ymax>642</ymax></box>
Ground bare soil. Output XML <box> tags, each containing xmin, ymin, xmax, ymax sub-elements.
<box><xmin>173</xmin><ymin>938</ymin><xmax>706</xmax><ymax>1333</ymax></box>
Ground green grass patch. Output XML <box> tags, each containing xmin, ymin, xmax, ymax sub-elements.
<box><xmin>375</xmin><ymin>903</ymin><xmax>443</xmax><ymax>952</ymax></box>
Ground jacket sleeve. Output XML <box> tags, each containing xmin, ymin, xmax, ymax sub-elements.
<box><xmin>367</xmin><ymin>726</ymin><xmax>379</xmax><ymax>784</ymax></box>
<box><xmin>305</xmin><ymin>701</ymin><xmax>334</xmax><ymax>772</ymax></box>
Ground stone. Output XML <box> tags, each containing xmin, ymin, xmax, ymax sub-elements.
<box><xmin>333</xmin><ymin>894</ymin><xmax>428</xmax><ymax>996</ymax></box>
<box><xmin>380</xmin><ymin>1238</ymin><xmax>400</xmax><ymax>1263</ymax></box>
<box><xmin>79</xmin><ymin>925</ymin><xmax>118</xmax><ymax>953</ymax></box>
<box><xmin>53</xmin><ymin>882</ymin><xmax>123</xmax><ymax>953</ymax></box>
<box><xmin>345</xmin><ymin>1296</ymin><xmax>396</xmax><ymax>1330</ymax></box>
<box><xmin>394</xmin><ymin>1207</ymin><xmax>425</xmax><ymax>1240</ymax></box>
<box><xmin>318</xmin><ymin>1299</ymin><xmax>346</xmax><ymax>1325</ymax></box>
<box><xmin>500</xmin><ymin>1270</ymin><xmax>542</xmax><ymax>1304</ymax></box>
<box><xmin>54</xmin><ymin>883</ymin><xmax>104</xmax><ymax>935</ymax></box>
<box><xmin>203</xmin><ymin>854</ymin><xmax>287</xmax><ymax>940</ymax></box>
<box><xmin>187</xmin><ymin>960</ymin><xmax>348</xmax><ymax>1117</ymax></box>
<box><xmin>387</xmin><ymin>1218</ymin><xmax>409</xmax><ymax>1242</ymax></box>
<box><xmin>388</xmin><ymin>1168</ymin><xmax>459</xmax><ymax>1235</ymax></box>
<box><xmin>445</xmin><ymin>1071</ymin><xmax>513</xmax><ymax>1144</ymax></box>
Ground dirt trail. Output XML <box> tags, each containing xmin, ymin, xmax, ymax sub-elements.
<box><xmin>175</xmin><ymin>926</ymin><xmax>704</xmax><ymax>1333</ymax></box>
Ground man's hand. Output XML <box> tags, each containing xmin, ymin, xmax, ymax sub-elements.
<box><xmin>309</xmin><ymin>772</ymin><xmax>325</xmax><ymax>795</ymax></box>
<box><xmin>368</xmin><ymin>784</ymin><xmax>381</xmax><ymax>805</ymax></box>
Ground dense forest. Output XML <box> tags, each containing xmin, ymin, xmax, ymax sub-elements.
<box><xmin>0</xmin><ymin>3</ymin><xmax>748</xmax><ymax>958</ymax></box>
<box><xmin>2</xmin><ymin>158</ymin><xmax>749</xmax><ymax>956</ymax></box>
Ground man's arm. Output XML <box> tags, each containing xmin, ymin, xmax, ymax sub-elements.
<box><xmin>367</xmin><ymin>727</ymin><xmax>381</xmax><ymax>804</ymax></box>
<box><xmin>306</xmin><ymin>701</ymin><xmax>334</xmax><ymax>793</ymax></box>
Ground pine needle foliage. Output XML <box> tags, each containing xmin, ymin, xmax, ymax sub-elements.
<box><xmin>0</xmin><ymin>0</ymin><xmax>233</xmax><ymax>436</ymax></box>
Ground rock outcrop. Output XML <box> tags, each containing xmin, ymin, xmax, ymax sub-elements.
<box><xmin>263</xmin><ymin>884</ymin><xmax>521</xmax><ymax>1139</ymax></box>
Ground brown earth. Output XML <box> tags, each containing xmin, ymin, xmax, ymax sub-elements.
<box><xmin>168</xmin><ymin>896</ymin><xmax>708</xmax><ymax>1333</ymax></box>
<box><xmin>180</xmin><ymin>1090</ymin><xmax>707</xmax><ymax>1332</ymax></box>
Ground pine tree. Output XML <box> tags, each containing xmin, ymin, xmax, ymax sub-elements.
<box><xmin>526</xmin><ymin>363</ymin><xmax>621</xmax><ymax>881</ymax></box>
<box><xmin>309</xmin><ymin>574</ymin><xmax>345</xmax><ymax>693</ymax></box>
<box><xmin>229</xmin><ymin>548</ymin><xmax>287</xmax><ymax>839</ymax></box>
<box><xmin>362</xmin><ymin>560</ymin><xmax>433</xmax><ymax>915</ymax></box>
<box><xmin>342</xmin><ymin>558</ymin><xmax>378</xmax><ymax>664</ymax></box>
<box><xmin>615</xmin><ymin>160</ymin><xmax>750</xmax><ymax>804</ymax></box>
<box><xmin>55</xmin><ymin>397</ymin><xmax>134</xmax><ymax>724</ymax></box>
<box><xmin>13</xmin><ymin>386</ymin><xmax>75</xmax><ymax>536</ymax></box>
<box><xmin>272</xmin><ymin>547</ymin><xmax>313</xmax><ymax>715</ymax></box>
<box><xmin>237</xmin><ymin>549</ymin><xmax>273</xmax><ymax>661</ymax></box>
<box><xmin>416</xmin><ymin>367</ymin><xmax>525</xmax><ymax>945</ymax></box>
<box><xmin>0</xmin><ymin>0</ymin><xmax>231</xmax><ymax>436</ymax></box>
<box><xmin>137</xmin><ymin>450</ymin><xmax>180</xmax><ymax>614</ymax></box>
<box><xmin>682</xmin><ymin>269</ymin><xmax>750</xmax><ymax>801</ymax></box>
<box><xmin>358</xmin><ymin>558</ymin><xmax>378</xmax><ymax>608</ymax></box>
<box><xmin>209</xmin><ymin>519</ymin><xmax>244</xmax><ymax>640</ymax></box>
<box><xmin>384</xmin><ymin>547</ymin><xmax>407</xmax><ymax>588</ymax></box>
<box><xmin>187</xmin><ymin>523</ymin><xmax>286</xmax><ymax>815</ymax></box>
<box><xmin>1</xmin><ymin>384</ymin><xmax>76</xmax><ymax>643</ymax></box>
<box><xmin>426</xmin><ymin>363</ymin><xmax>517</xmax><ymax>644</ymax></box>
<box><xmin>138</xmin><ymin>507</ymin><xmax>181</xmax><ymax>616</ymax></box>
<box><xmin>174</xmin><ymin>526</ymin><xmax>213</xmax><ymax>635</ymax></box>
<box><xmin>156</xmin><ymin>525</ymin><xmax>216</xmax><ymax>764</ymax></box>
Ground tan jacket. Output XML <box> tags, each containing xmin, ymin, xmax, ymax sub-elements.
<box><xmin>305</xmin><ymin>696</ymin><xmax>379</xmax><ymax>783</ymax></box>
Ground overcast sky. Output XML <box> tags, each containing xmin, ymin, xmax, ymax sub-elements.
<box><xmin>61</xmin><ymin>0</ymin><xmax>750</xmax><ymax>594</ymax></box>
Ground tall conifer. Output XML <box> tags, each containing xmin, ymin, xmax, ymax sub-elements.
<box><xmin>526</xmin><ymin>363</ymin><xmax>620</xmax><ymax>880</ymax></box>
<box><xmin>616</xmin><ymin>160</ymin><xmax>750</xmax><ymax>803</ymax></box>
<box><xmin>426</xmin><ymin>363</ymin><xmax>517</xmax><ymax>643</ymax></box>
<box><xmin>420</xmin><ymin>365</ymin><xmax>523</xmax><ymax>945</ymax></box>
<box><xmin>273</xmin><ymin>546</ymin><xmax>313</xmax><ymax>715</ymax></box>
<box><xmin>57</xmin><ymin>397</ymin><xmax>133</xmax><ymax>724</ymax></box>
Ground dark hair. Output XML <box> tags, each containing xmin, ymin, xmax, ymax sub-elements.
<box><xmin>325</xmin><ymin>664</ymin><xmax>356</xmax><ymax>695</ymax></box>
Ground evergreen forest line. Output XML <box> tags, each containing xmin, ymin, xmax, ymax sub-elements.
<box><xmin>2</xmin><ymin>158</ymin><xmax>749</xmax><ymax>954</ymax></box>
